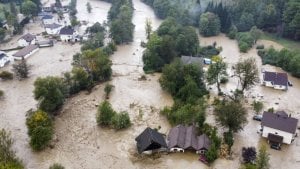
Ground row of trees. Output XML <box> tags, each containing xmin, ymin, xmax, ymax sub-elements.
<box><xmin>258</xmin><ymin>47</ymin><xmax>300</xmax><ymax>78</ymax></box>
<box><xmin>107</xmin><ymin>0</ymin><xmax>134</xmax><ymax>44</ymax></box>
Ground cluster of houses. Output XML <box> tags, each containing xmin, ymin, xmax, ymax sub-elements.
<box><xmin>135</xmin><ymin>125</ymin><xmax>211</xmax><ymax>155</ymax></box>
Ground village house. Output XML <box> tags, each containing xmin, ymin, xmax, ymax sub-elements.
<box><xmin>261</xmin><ymin>111</ymin><xmax>298</xmax><ymax>147</ymax></box>
<box><xmin>262</xmin><ymin>71</ymin><xmax>289</xmax><ymax>90</ymax></box>
<box><xmin>0</xmin><ymin>51</ymin><xmax>10</xmax><ymax>68</ymax></box>
<box><xmin>13</xmin><ymin>44</ymin><xmax>39</xmax><ymax>60</ymax></box>
<box><xmin>42</xmin><ymin>15</ymin><xmax>55</xmax><ymax>25</ymax></box>
<box><xmin>18</xmin><ymin>33</ymin><xmax>36</xmax><ymax>47</ymax></box>
<box><xmin>44</xmin><ymin>23</ymin><xmax>63</xmax><ymax>35</ymax></box>
<box><xmin>135</xmin><ymin>127</ymin><xmax>167</xmax><ymax>154</ymax></box>
<box><xmin>167</xmin><ymin>125</ymin><xmax>211</xmax><ymax>154</ymax></box>
<box><xmin>59</xmin><ymin>27</ymin><xmax>76</xmax><ymax>42</ymax></box>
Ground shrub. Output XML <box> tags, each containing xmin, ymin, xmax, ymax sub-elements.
<box><xmin>96</xmin><ymin>101</ymin><xmax>116</xmax><ymax>126</ymax></box>
<box><xmin>253</xmin><ymin>101</ymin><xmax>263</xmax><ymax>114</ymax></box>
<box><xmin>223</xmin><ymin>131</ymin><xmax>234</xmax><ymax>150</ymax></box>
<box><xmin>256</xmin><ymin>45</ymin><xmax>264</xmax><ymax>50</ymax></box>
<box><xmin>227</xmin><ymin>26</ymin><xmax>238</xmax><ymax>39</ymax></box>
<box><xmin>0</xmin><ymin>90</ymin><xmax>3</xmax><ymax>98</ymax></box>
<box><xmin>49</xmin><ymin>163</ymin><xmax>65</xmax><ymax>169</ymax></box>
<box><xmin>0</xmin><ymin>71</ymin><xmax>13</xmax><ymax>80</ymax></box>
<box><xmin>205</xmin><ymin>143</ymin><xmax>218</xmax><ymax>163</ymax></box>
<box><xmin>242</xmin><ymin>147</ymin><xmax>256</xmax><ymax>164</ymax></box>
<box><xmin>12</xmin><ymin>58</ymin><xmax>31</xmax><ymax>80</ymax></box>
<box><xmin>112</xmin><ymin>112</ymin><xmax>131</xmax><ymax>130</ymax></box>
<box><xmin>104</xmin><ymin>84</ymin><xmax>114</xmax><ymax>99</ymax></box>
<box><xmin>26</xmin><ymin>110</ymin><xmax>53</xmax><ymax>151</ymax></box>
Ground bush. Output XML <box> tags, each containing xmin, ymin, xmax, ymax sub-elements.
<box><xmin>253</xmin><ymin>101</ymin><xmax>263</xmax><ymax>114</ymax></box>
<box><xmin>242</xmin><ymin>147</ymin><xmax>256</xmax><ymax>164</ymax></box>
<box><xmin>26</xmin><ymin>110</ymin><xmax>53</xmax><ymax>151</ymax></box>
<box><xmin>12</xmin><ymin>58</ymin><xmax>31</xmax><ymax>80</ymax></box>
<box><xmin>0</xmin><ymin>71</ymin><xmax>13</xmax><ymax>80</ymax></box>
<box><xmin>0</xmin><ymin>90</ymin><xmax>3</xmax><ymax>98</ymax></box>
<box><xmin>223</xmin><ymin>131</ymin><xmax>234</xmax><ymax>150</ymax></box>
<box><xmin>227</xmin><ymin>26</ymin><xmax>238</xmax><ymax>39</ymax></box>
<box><xmin>96</xmin><ymin>101</ymin><xmax>116</xmax><ymax>126</ymax></box>
<box><xmin>112</xmin><ymin>112</ymin><xmax>131</xmax><ymax>130</ymax></box>
<box><xmin>49</xmin><ymin>163</ymin><xmax>65</xmax><ymax>169</ymax></box>
<box><xmin>104</xmin><ymin>84</ymin><xmax>114</xmax><ymax>99</ymax></box>
<box><xmin>205</xmin><ymin>143</ymin><xmax>218</xmax><ymax>163</ymax></box>
<box><xmin>236</xmin><ymin>32</ymin><xmax>255</xmax><ymax>53</ymax></box>
<box><xmin>256</xmin><ymin>45</ymin><xmax>264</xmax><ymax>50</ymax></box>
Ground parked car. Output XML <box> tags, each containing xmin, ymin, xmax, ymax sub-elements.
<box><xmin>253</xmin><ymin>114</ymin><xmax>263</xmax><ymax>121</ymax></box>
<box><xmin>270</xmin><ymin>144</ymin><xmax>281</xmax><ymax>150</ymax></box>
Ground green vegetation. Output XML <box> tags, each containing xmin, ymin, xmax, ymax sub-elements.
<box><xmin>96</xmin><ymin>101</ymin><xmax>131</xmax><ymax>130</ymax></box>
<box><xmin>236</xmin><ymin>32</ymin><xmax>255</xmax><ymax>53</ymax></box>
<box><xmin>108</xmin><ymin>0</ymin><xmax>134</xmax><ymax>44</ymax></box>
<box><xmin>49</xmin><ymin>163</ymin><xmax>65</xmax><ymax>169</ymax></box>
<box><xmin>0</xmin><ymin>71</ymin><xmax>13</xmax><ymax>80</ymax></box>
<box><xmin>21</xmin><ymin>0</ymin><xmax>38</xmax><ymax>18</ymax></box>
<box><xmin>207</xmin><ymin>56</ymin><xmax>227</xmax><ymax>94</ymax></box>
<box><xmin>256</xmin><ymin>145</ymin><xmax>270</xmax><ymax>169</ymax></box>
<box><xmin>0</xmin><ymin>129</ymin><xmax>24</xmax><ymax>169</ymax></box>
<box><xmin>0</xmin><ymin>90</ymin><xmax>3</xmax><ymax>98</ymax></box>
<box><xmin>26</xmin><ymin>110</ymin><xmax>53</xmax><ymax>151</ymax></box>
<box><xmin>81</xmin><ymin>22</ymin><xmax>105</xmax><ymax>51</ymax></box>
<box><xmin>261</xmin><ymin>33</ymin><xmax>300</xmax><ymax>52</ymax></box>
<box><xmin>12</xmin><ymin>58</ymin><xmax>31</xmax><ymax>80</ymax></box>
<box><xmin>242</xmin><ymin>147</ymin><xmax>257</xmax><ymax>164</ymax></box>
<box><xmin>104</xmin><ymin>83</ymin><xmax>114</xmax><ymax>99</ymax></box>
<box><xmin>199</xmin><ymin>12</ymin><xmax>220</xmax><ymax>37</ymax></box>
<box><xmin>252</xmin><ymin>101</ymin><xmax>263</xmax><ymax>114</ymax></box>
<box><xmin>258</xmin><ymin>47</ymin><xmax>300</xmax><ymax>78</ymax></box>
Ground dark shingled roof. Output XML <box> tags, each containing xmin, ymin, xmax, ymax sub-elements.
<box><xmin>181</xmin><ymin>56</ymin><xmax>203</xmax><ymax>65</ymax></box>
<box><xmin>44</xmin><ymin>23</ymin><xmax>62</xmax><ymax>29</ymax></box>
<box><xmin>168</xmin><ymin>125</ymin><xmax>211</xmax><ymax>151</ymax></box>
<box><xmin>13</xmin><ymin>45</ymin><xmax>38</xmax><ymax>58</ymax></box>
<box><xmin>42</xmin><ymin>15</ymin><xmax>54</xmax><ymax>20</ymax></box>
<box><xmin>263</xmin><ymin>71</ymin><xmax>288</xmax><ymax>86</ymax></box>
<box><xmin>268</xmin><ymin>133</ymin><xmax>283</xmax><ymax>143</ymax></box>
<box><xmin>262</xmin><ymin>111</ymin><xmax>298</xmax><ymax>134</ymax></box>
<box><xmin>59</xmin><ymin>27</ymin><xmax>74</xmax><ymax>35</ymax></box>
<box><xmin>197</xmin><ymin>134</ymin><xmax>211</xmax><ymax>150</ymax></box>
<box><xmin>135</xmin><ymin>127</ymin><xmax>167</xmax><ymax>154</ymax></box>
<box><xmin>19</xmin><ymin>33</ymin><xmax>36</xmax><ymax>42</ymax></box>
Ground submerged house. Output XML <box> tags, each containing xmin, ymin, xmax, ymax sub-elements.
<box><xmin>59</xmin><ymin>27</ymin><xmax>76</xmax><ymax>42</ymax></box>
<box><xmin>167</xmin><ymin>125</ymin><xmax>211</xmax><ymax>154</ymax></box>
<box><xmin>44</xmin><ymin>23</ymin><xmax>63</xmax><ymax>35</ymax></box>
<box><xmin>135</xmin><ymin>127</ymin><xmax>167</xmax><ymax>154</ymax></box>
<box><xmin>13</xmin><ymin>44</ymin><xmax>39</xmax><ymax>60</ymax></box>
<box><xmin>262</xmin><ymin>71</ymin><xmax>288</xmax><ymax>90</ymax></box>
<box><xmin>18</xmin><ymin>33</ymin><xmax>36</xmax><ymax>47</ymax></box>
<box><xmin>261</xmin><ymin>111</ymin><xmax>298</xmax><ymax>146</ymax></box>
<box><xmin>181</xmin><ymin>56</ymin><xmax>203</xmax><ymax>66</ymax></box>
<box><xmin>42</xmin><ymin>15</ymin><xmax>55</xmax><ymax>25</ymax></box>
<box><xmin>0</xmin><ymin>51</ymin><xmax>10</xmax><ymax>68</ymax></box>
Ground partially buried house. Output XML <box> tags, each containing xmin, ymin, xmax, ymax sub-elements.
<box><xmin>262</xmin><ymin>71</ymin><xmax>288</xmax><ymax>90</ymax></box>
<box><xmin>167</xmin><ymin>125</ymin><xmax>211</xmax><ymax>154</ymax></box>
<box><xmin>135</xmin><ymin>127</ymin><xmax>167</xmax><ymax>154</ymax></box>
<box><xmin>13</xmin><ymin>45</ymin><xmax>39</xmax><ymax>60</ymax></box>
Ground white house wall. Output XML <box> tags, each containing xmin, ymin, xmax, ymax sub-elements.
<box><xmin>274</xmin><ymin>85</ymin><xmax>287</xmax><ymax>90</ymax></box>
<box><xmin>43</xmin><ymin>19</ymin><xmax>55</xmax><ymax>25</ymax></box>
<box><xmin>14</xmin><ymin>48</ymin><xmax>39</xmax><ymax>60</ymax></box>
<box><xmin>262</xmin><ymin>126</ymin><xmax>294</xmax><ymax>144</ymax></box>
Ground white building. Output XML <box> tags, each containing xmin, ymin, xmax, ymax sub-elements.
<box><xmin>261</xmin><ymin>111</ymin><xmax>298</xmax><ymax>146</ymax></box>
<box><xmin>42</xmin><ymin>15</ymin><xmax>55</xmax><ymax>25</ymax></box>
<box><xmin>262</xmin><ymin>71</ymin><xmax>288</xmax><ymax>90</ymax></box>
<box><xmin>44</xmin><ymin>23</ymin><xmax>63</xmax><ymax>35</ymax></box>
<box><xmin>13</xmin><ymin>45</ymin><xmax>39</xmax><ymax>60</ymax></box>
<box><xmin>0</xmin><ymin>51</ymin><xmax>10</xmax><ymax>68</ymax></box>
<box><xmin>59</xmin><ymin>27</ymin><xmax>76</xmax><ymax>42</ymax></box>
<box><xmin>18</xmin><ymin>33</ymin><xmax>36</xmax><ymax>47</ymax></box>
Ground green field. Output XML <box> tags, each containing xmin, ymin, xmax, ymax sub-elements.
<box><xmin>262</xmin><ymin>32</ymin><xmax>300</xmax><ymax>52</ymax></box>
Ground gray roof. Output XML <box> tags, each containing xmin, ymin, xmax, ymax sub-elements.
<box><xmin>44</xmin><ymin>23</ymin><xmax>62</xmax><ymax>29</ymax></box>
<box><xmin>0</xmin><ymin>51</ymin><xmax>7</xmax><ymax>60</ymax></box>
<box><xmin>42</xmin><ymin>15</ymin><xmax>54</xmax><ymax>20</ymax></box>
<box><xmin>168</xmin><ymin>125</ymin><xmax>211</xmax><ymax>151</ymax></box>
<box><xmin>13</xmin><ymin>45</ymin><xmax>38</xmax><ymax>58</ymax></box>
<box><xmin>263</xmin><ymin>71</ymin><xmax>288</xmax><ymax>86</ymax></box>
<box><xmin>19</xmin><ymin>33</ymin><xmax>36</xmax><ymax>42</ymax></box>
<box><xmin>262</xmin><ymin>111</ymin><xmax>298</xmax><ymax>134</ymax></box>
<box><xmin>59</xmin><ymin>27</ymin><xmax>74</xmax><ymax>35</ymax></box>
<box><xmin>135</xmin><ymin>127</ymin><xmax>167</xmax><ymax>154</ymax></box>
<box><xmin>181</xmin><ymin>56</ymin><xmax>203</xmax><ymax>65</ymax></box>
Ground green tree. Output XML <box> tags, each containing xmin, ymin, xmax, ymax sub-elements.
<box><xmin>112</xmin><ymin>112</ymin><xmax>131</xmax><ymax>130</ymax></box>
<box><xmin>235</xmin><ymin>58</ymin><xmax>259</xmax><ymax>93</ymax></box>
<box><xmin>253</xmin><ymin>101</ymin><xmax>263</xmax><ymax>114</ymax></box>
<box><xmin>205</xmin><ymin>143</ymin><xmax>218</xmax><ymax>163</ymax></box>
<box><xmin>86</xmin><ymin>2</ymin><xmax>92</xmax><ymax>13</ymax></box>
<box><xmin>207</xmin><ymin>56</ymin><xmax>227</xmax><ymax>94</ymax></box>
<box><xmin>12</xmin><ymin>58</ymin><xmax>31</xmax><ymax>80</ymax></box>
<box><xmin>199</xmin><ymin>12</ymin><xmax>221</xmax><ymax>37</ymax></box>
<box><xmin>0</xmin><ymin>28</ymin><xmax>6</xmax><ymax>42</ymax></box>
<box><xmin>22</xmin><ymin>0</ymin><xmax>38</xmax><ymax>18</ymax></box>
<box><xmin>250</xmin><ymin>26</ymin><xmax>262</xmax><ymax>44</ymax></box>
<box><xmin>237</xmin><ymin>12</ymin><xmax>254</xmax><ymax>32</ymax></box>
<box><xmin>34</xmin><ymin>76</ymin><xmax>66</xmax><ymax>113</ymax></box>
<box><xmin>26</xmin><ymin>110</ymin><xmax>53</xmax><ymax>151</ymax></box>
<box><xmin>96</xmin><ymin>101</ymin><xmax>116</xmax><ymax>126</ymax></box>
<box><xmin>0</xmin><ymin>129</ymin><xmax>24</xmax><ymax>169</ymax></box>
<box><xmin>145</xmin><ymin>18</ymin><xmax>152</xmax><ymax>39</ymax></box>
<box><xmin>256</xmin><ymin>145</ymin><xmax>270</xmax><ymax>169</ymax></box>
<box><xmin>214</xmin><ymin>100</ymin><xmax>247</xmax><ymax>132</ymax></box>
<box><xmin>49</xmin><ymin>163</ymin><xmax>64</xmax><ymax>169</ymax></box>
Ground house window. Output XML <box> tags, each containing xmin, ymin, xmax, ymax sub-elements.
<box><xmin>275</xmin><ymin>132</ymin><xmax>278</xmax><ymax>134</ymax></box>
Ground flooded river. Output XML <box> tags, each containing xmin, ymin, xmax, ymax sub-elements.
<box><xmin>1</xmin><ymin>0</ymin><xmax>300</xmax><ymax>169</ymax></box>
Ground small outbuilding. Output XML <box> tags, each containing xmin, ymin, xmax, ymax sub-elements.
<box><xmin>135</xmin><ymin>127</ymin><xmax>167</xmax><ymax>154</ymax></box>
<box><xmin>18</xmin><ymin>33</ymin><xmax>36</xmax><ymax>47</ymax></box>
<box><xmin>13</xmin><ymin>45</ymin><xmax>39</xmax><ymax>60</ymax></box>
<box><xmin>262</xmin><ymin>71</ymin><xmax>288</xmax><ymax>90</ymax></box>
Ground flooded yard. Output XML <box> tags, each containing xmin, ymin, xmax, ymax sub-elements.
<box><xmin>1</xmin><ymin>0</ymin><xmax>300</xmax><ymax>169</ymax></box>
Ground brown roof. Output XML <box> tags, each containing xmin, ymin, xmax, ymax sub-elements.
<box><xmin>19</xmin><ymin>33</ymin><xmax>36</xmax><ymax>42</ymax></box>
<box><xmin>13</xmin><ymin>45</ymin><xmax>38</xmax><ymax>58</ymax></box>
<box><xmin>262</xmin><ymin>111</ymin><xmax>298</xmax><ymax>134</ymax></box>
<box><xmin>268</xmin><ymin>133</ymin><xmax>283</xmax><ymax>143</ymax></box>
<box><xmin>168</xmin><ymin>125</ymin><xmax>211</xmax><ymax>151</ymax></box>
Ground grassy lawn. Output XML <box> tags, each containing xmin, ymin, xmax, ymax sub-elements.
<box><xmin>262</xmin><ymin>32</ymin><xmax>300</xmax><ymax>52</ymax></box>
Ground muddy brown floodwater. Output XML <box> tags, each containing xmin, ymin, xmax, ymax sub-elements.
<box><xmin>1</xmin><ymin>0</ymin><xmax>300</xmax><ymax>168</ymax></box>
